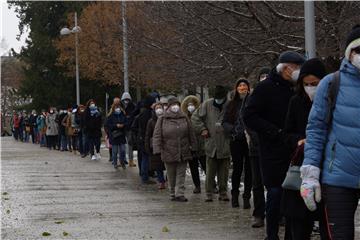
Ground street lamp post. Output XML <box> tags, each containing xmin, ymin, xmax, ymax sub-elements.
<box><xmin>304</xmin><ymin>1</ymin><xmax>316</xmax><ymax>59</ymax></box>
<box><xmin>122</xmin><ymin>1</ymin><xmax>129</xmax><ymax>93</ymax></box>
<box><xmin>60</xmin><ymin>12</ymin><xmax>81</xmax><ymax>105</ymax></box>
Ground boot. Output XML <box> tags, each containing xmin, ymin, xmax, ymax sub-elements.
<box><xmin>243</xmin><ymin>198</ymin><xmax>251</xmax><ymax>209</ymax></box>
<box><xmin>231</xmin><ymin>190</ymin><xmax>239</xmax><ymax>208</ymax></box>
<box><xmin>193</xmin><ymin>186</ymin><xmax>201</xmax><ymax>194</ymax></box>
<box><xmin>129</xmin><ymin>159</ymin><xmax>136</xmax><ymax>167</ymax></box>
<box><xmin>252</xmin><ymin>217</ymin><xmax>264</xmax><ymax>228</ymax></box>
<box><xmin>108</xmin><ymin>149</ymin><xmax>112</xmax><ymax>162</ymax></box>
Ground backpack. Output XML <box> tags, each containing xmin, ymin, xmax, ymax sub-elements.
<box><xmin>325</xmin><ymin>71</ymin><xmax>340</xmax><ymax>126</ymax></box>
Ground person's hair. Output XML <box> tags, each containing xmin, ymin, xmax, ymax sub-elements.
<box><xmin>276</xmin><ymin>63</ymin><xmax>286</xmax><ymax>74</ymax></box>
<box><xmin>86</xmin><ymin>99</ymin><xmax>95</xmax><ymax>108</ymax></box>
<box><xmin>108</xmin><ymin>103</ymin><xmax>124</xmax><ymax>116</ymax></box>
<box><xmin>226</xmin><ymin>79</ymin><xmax>249</xmax><ymax>123</ymax></box>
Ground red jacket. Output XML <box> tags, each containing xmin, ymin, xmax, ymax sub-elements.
<box><xmin>13</xmin><ymin>116</ymin><xmax>20</xmax><ymax>128</ymax></box>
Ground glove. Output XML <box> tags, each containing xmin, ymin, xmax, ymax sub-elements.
<box><xmin>300</xmin><ymin>165</ymin><xmax>321</xmax><ymax>211</ymax></box>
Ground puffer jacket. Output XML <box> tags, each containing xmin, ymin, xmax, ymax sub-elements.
<box><xmin>46</xmin><ymin>113</ymin><xmax>59</xmax><ymax>136</ymax></box>
<box><xmin>153</xmin><ymin>110</ymin><xmax>197</xmax><ymax>163</ymax></box>
<box><xmin>191</xmin><ymin>98</ymin><xmax>230</xmax><ymax>159</ymax></box>
<box><xmin>303</xmin><ymin>59</ymin><xmax>360</xmax><ymax>189</ymax></box>
<box><xmin>181</xmin><ymin>95</ymin><xmax>205</xmax><ymax>157</ymax></box>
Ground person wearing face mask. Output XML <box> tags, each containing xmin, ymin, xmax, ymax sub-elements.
<box><xmin>85</xmin><ymin>100</ymin><xmax>102</xmax><ymax>161</ymax></box>
<box><xmin>300</xmin><ymin>25</ymin><xmax>360</xmax><ymax>240</ymax></box>
<box><xmin>192</xmin><ymin>85</ymin><xmax>231</xmax><ymax>202</ymax></box>
<box><xmin>281</xmin><ymin>58</ymin><xmax>327</xmax><ymax>240</ymax></box>
<box><xmin>76</xmin><ymin>105</ymin><xmax>88</xmax><ymax>158</ymax></box>
<box><xmin>46</xmin><ymin>107</ymin><xmax>59</xmax><ymax>150</ymax></box>
<box><xmin>223</xmin><ymin>79</ymin><xmax>252</xmax><ymax>209</ymax></box>
<box><xmin>106</xmin><ymin>103</ymin><xmax>128</xmax><ymax>169</ymax></box>
<box><xmin>181</xmin><ymin>95</ymin><xmax>206</xmax><ymax>194</ymax></box>
<box><xmin>153</xmin><ymin>97</ymin><xmax>197</xmax><ymax>202</ymax></box>
<box><xmin>37</xmin><ymin>110</ymin><xmax>47</xmax><ymax>147</ymax></box>
<box><xmin>29</xmin><ymin>110</ymin><xmax>38</xmax><ymax>144</ymax></box>
<box><xmin>243</xmin><ymin>51</ymin><xmax>305</xmax><ymax>240</ymax></box>
<box><xmin>145</xmin><ymin>103</ymin><xmax>166</xmax><ymax>189</ymax></box>
<box><xmin>59</xmin><ymin>109</ymin><xmax>69</xmax><ymax>151</ymax></box>
<box><xmin>120</xmin><ymin>92</ymin><xmax>137</xmax><ymax>167</ymax></box>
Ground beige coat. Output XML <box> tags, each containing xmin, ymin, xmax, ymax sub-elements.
<box><xmin>153</xmin><ymin>110</ymin><xmax>197</xmax><ymax>163</ymax></box>
<box><xmin>191</xmin><ymin>98</ymin><xmax>231</xmax><ymax>159</ymax></box>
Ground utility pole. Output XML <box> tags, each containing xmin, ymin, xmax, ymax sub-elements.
<box><xmin>75</xmin><ymin>12</ymin><xmax>80</xmax><ymax>105</ymax></box>
<box><xmin>122</xmin><ymin>1</ymin><xmax>129</xmax><ymax>93</ymax></box>
<box><xmin>304</xmin><ymin>1</ymin><xmax>316</xmax><ymax>59</ymax></box>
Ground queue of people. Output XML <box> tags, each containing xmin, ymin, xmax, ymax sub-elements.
<box><xmin>10</xmin><ymin>25</ymin><xmax>360</xmax><ymax>240</ymax></box>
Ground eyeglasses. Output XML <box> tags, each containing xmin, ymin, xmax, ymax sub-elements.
<box><xmin>353</xmin><ymin>47</ymin><xmax>360</xmax><ymax>54</ymax></box>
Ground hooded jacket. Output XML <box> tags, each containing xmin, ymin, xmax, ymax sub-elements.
<box><xmin>303</xmin><ymin>59</ymin><xmax>360</xmax><ymax>189</ymax></box>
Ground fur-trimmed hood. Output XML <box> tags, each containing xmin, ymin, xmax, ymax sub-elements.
<box><xmin>181</xmin><ymin>95</ymin><xmax>200</xmax><ymax>116</ymax></box>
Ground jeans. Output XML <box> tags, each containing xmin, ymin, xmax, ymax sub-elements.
<box><xmin>60</xmin><ymin>135</ymin><xmax>68</xmax><ymax>150</ymax></box>
<box><xmin>265</xmin><ymin>187</ymin><xmax>283</xmax><ymax>240</ymax></box>
<box><xmin>156</xmin><ymin>169</ymin><xmax>165</xmax><ymax>183</ymax></box>
<box><xmin>31</xmin><ymin>128</ymin><xmax>38</xmax><ymax>143</ymax></box>
<box><xmin>140</xmin><ymin>150</ymin><xmax>149</xmax><ymax>182</ymax></box>
<box><xmin>112</xmin><ymin>144</ymin><xmax>126</xmax><ymax>166</ymax></box>
<box><xmin>230</xmin><ymin>139</ymin><xmax>252</xmax><ymax>199</ymax></box>
<box><xmin>88</xmin><ymin>137</ymin><xmax>100</xmax><ymax>155</ymax></box>
<box><xmin>79</xmin><ymin>130</ymin><xmax>89</xmax><ymax>155</ymax></box>
<box><xmin>39</xmin><ymin>132</ymin><xmax>46</xmax><ymax>146</ymax></box>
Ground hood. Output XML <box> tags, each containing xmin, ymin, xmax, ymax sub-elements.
<box><xmin>341</xmin><ymin>58</ymin><xmax>360</xmax><ymax>77</ymax></box>
<box><xmin>121</xmin><ymin>92</ymin><xmax>132</xmax><ymax>101</ymax></box>
<box><xmin>181</xmin><ymin>95</ymin><xmax>200</xmax><ymax>115</ymax></box>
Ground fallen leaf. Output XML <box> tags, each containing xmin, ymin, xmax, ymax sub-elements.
<box><xmin>55</xmin><ymin>221</ymin><xmax>64</xmax><ymax>224</ymax></box>
<box><xmin>42</xmin><ymin>232</ymin><xmax>51</xmax><ymax>236</ymax></box>
<box><xmin>2</xmin><ymin>192</ymin><xmax>8</xmax><ymax>195</ymax></box>
<box><xmin>4</xmin><ymin>198</ymin><xmax>9</xmax><ymax>200</ymax></box>
<box><xmin>6</xmin><ymin>210</ymin><xmax>10</xmax><ymax>214</ymax></box>
<box><xmin>162</xmin><ymin>226</ymin><xmax>169</xmax><ymax>233</ymax></box>
<box><xmin>63</xmin><ymin>232</ymin><xmax>69</xmax><ymax>236</ymax></box>
<box><xmin>45</xmin><ymin>162</ymin><xmax>48</xmax><ymax>164</ymax></box>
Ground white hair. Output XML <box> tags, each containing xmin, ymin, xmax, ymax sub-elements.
<box><xmin>276</xmin><ymin>63</ymin><xmax>294</xmax><ymax>74</ymax></box>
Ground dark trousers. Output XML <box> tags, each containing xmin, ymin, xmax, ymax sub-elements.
<box><xmin>230</xmin><ymin>139</ymin><xmax>252</xmax><ymax>199</ymax></box>
<box><xmin>250</xmin><ymin>155</ymin><xmax>265</xmax><ymax>219</ymax></box>
<box><xmin>188</xmin><ymin>155</ymin><xmax>206</xmax><ymax>188</ymax></box>
<box><xmin>322</xmin><ymin>184</ymin><xmax>360</xmax><ymax>240</ymax></box>
<box><xmin>285</xmin><ymin>217</ymin><xmax>313</xmax><ymax>240</ymax></box>
<box><xmin>266</xmin><ymin>186</ymin><xmax>283</xmax><ymax>240</ymax></box>
<box><xmin>47</xmin><ymin>135</ymin><xmax>58</xmax><ymax>149</ymax></box>
<box><xmin>88</xmin><ymin>137</ymin><xmax>100</xmax><ymax>155</ymax></box>
<box><xmin>14</xmin><ymin>128</ymin><xmax>19</xmax><ymax>140</ymax></box>
<box><xmin>137</xmin><ymin>149</ymin><xmax>142</xmax><ymax>176</ymax></box>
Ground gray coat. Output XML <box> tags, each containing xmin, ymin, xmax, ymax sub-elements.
<box><xmin>191</xmin><ymin>98</ymin><xmax>230</xmax><ymax>159</ymax></box>
<box><xmin>46</xmin><ymin>113</ymin><xmax>59</xmax><ymax>136</ymax></box>
<box><xmin>153</xmin><ymin>110</ymin><xmax>197</xmax><ymax>163</ymax></box>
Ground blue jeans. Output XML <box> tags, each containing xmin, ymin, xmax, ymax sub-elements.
<box><xmin>265</xmin><ymin>187</ymin><xmax>283</xmax><ymax>240</ymax></box>
<box><xmin>156</xmin><ymin>169</ymin><xmax>165</xmax><ymax>183</ymax></box>
<box><xmin>140</xmin><ymin>150</ymin><xmax>149</xmax><ymax>182</ymax></box>
<box><xmin>112</xmin><ymin>144</ymin><xmax>126</xmax><ymax>166</ymax></box>
<box><xmin>60</xmin><ymin>135</ymin><xmax>68</xmax><ymax>150</ymax></box>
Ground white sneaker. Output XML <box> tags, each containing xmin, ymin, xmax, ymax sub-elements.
<box><xmin>96</xmin><ymin>153</ymin><xmax>101</xmax><ymax>160</ymax></box>
<box><xmin>91</xmin><ymin>155</ymin><xmax>97</xmax><ymax>161</ymax></box>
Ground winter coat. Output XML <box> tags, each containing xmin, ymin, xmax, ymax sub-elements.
<box><xmin>303</xmin><ymin>59</ymin><xmax>360</xmax><ymax>189</ymax></box>
<box><xmin>46</xmin><ymin>113</ymin><xmax>59</xmax><ymax>136</ymax></box>
<box><xmin>63</xmin><ymin>113</ymin><xmax>78</xmax><ymax>136</ymax></box>
<box><xmin>145</xmin><ymin>114</ymin><xmax>165</xmax><ymax>171</ymax></box>
<box><xmin>242</xmin><ymin>95</ymin><xmax>261</xmax><ymax>157</ymax></box>
<box><xmin>58</xmin><ymin>113</ymin><xmax>68</xmax><ymax>136</ymax></box>
<box><xmin>84</xmin><ymin>109</ymin><xmax>102</xmax><ymax>138</ymax></box>
<box><xmin>122</xmin><ymin>101</ymin><xmax>136</xmax><ymax>131</ymax></box>
<box><xmin>243</xmin><ymin>68</ymin><xmax>294</xmax><ymax>187</ymax></box>
<box><xmin>181</xmin><ymin>95</ymin><xmax>205</xmax><ymax>157</ymax></box>
<box><xmin>131</xmin><ymin>107</ymin><xmax>153</xmax><ymax>150</ymax></box>
<box><xmin>29</xmin><ymin>114</ymin><xmax>37</xmax><ymax>130</ymax></box>
<box><xmin>106</xmin><ymin>111</ymin><xmax>127</xmax><ymax>145</ymax></box>
<box><xmin>13</xmin><ymin>116</ymin><xmax>20</xmax><ymax>128</ymax></box>
<box><xmin>153</xmin><ymin>110</ymin><xmax>197</xmax><ymax>163</ymax></box>
<box><xmin>191</xmin><ymin>98</ymin><xmax>230</xmax><ymax>159</ymax></box>
<box><xmin>36</xmin><ymin>115</ymin><xmax>47</xmax><ymax>134</ymax></box>
<box><xmin>222</xmin><ymin>97</ymin><xmax>247</xmax><ymax>141</ymax></box>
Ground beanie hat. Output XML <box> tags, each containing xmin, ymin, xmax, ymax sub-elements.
<box><xmin>214</xmin><ymin>85</ymin><xmax>228</xmax><ymax>99</ymax></box>
<box><xmin>121</xmin><ymin>92</ymin><xmax>132</xmax><ymax>101</ymax></box>
<box><xmin>143</xmin><ymin>95</ymin><xmax>156</xmax><ymax>108</ymax></box>
<box><xmin>167</xmin><ymin>97</ymin><xmax>181</xmax><ymax>107</ymax></box>
<box><xmin>298</xmin><ymin>58</ymin><xmax>327</xmax><ymax>82</ymax></box>
<box><xmin>259</xmin><ymin>67</ymin><xmax>271</xmax><ymax>76</ymax></box>
<box><xmin>345</xmin><ymin>25</ymin><xmax>360</xmax><ymax>60</ymax></box>
<box><xmin>235</xmin><ymin>79</ymin><xmax>250</xmax><ymax>91</ymax></box>
<box><xmin>279</xmin><ymin>51</ymin><xmax>305</xmax><ymax>65</ymax></box>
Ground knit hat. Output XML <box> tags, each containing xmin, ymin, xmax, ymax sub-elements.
<box><xmin>143</xmin><ymin>95</ymin><xmax>156</xmax><ymax>108</ymax></box>
<box><xmin>279</xmin><ymin>51</ymin><xmax>305</xmax><ymax>65</ymax></box>
<box><xmin>214</xmin><ymin>85</ymin><xmax>228</xmax><ymax>99</ymax></box>
<box><xmin>235</xmin><ymin>79</ymin><xmax>250</xmax><ymax>91</ymax></box>
<box><xmin>259</xmin><ymin>67</ymin><xmax>271</xmax><ymax>76</ymax></box>
<box><xmin>298</xmin><ymin>58</ymin><xmax>327</xmax><ymax>82</ymax></box>
<box><xmin>167</xmin><ymin>97</ymin><xmax>181</xmax><ymax>107</ymax></box>
<box><xmin>345</xmin><ymin>25</ymin><xmax>360</xmax><ymax>60</ymax></box>
<box><xmin>121</xmin><ymin>92</ymin><xmax>132</xmax><ymax>101</ymax></box>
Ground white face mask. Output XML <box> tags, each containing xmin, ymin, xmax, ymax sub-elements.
<box><xmin>187</xmin><ymin>105</ymin><xmax>195</xmax><ymax>113</ymax></box>
<box><xmin>304</xmin><ymin>86</ymin><xmax>317</xmax><ymax>101</ymax></box>
<box><xmin>170</xmin><ymin>105</ymin><xmax>180</xmax><ymax>113</ymax></box>
<box><xmin>155</xmin><ymin>108</ymin><xmax>164</xmax><ymax>116</ymax></box>
<box><xmin>115</xmin><ymin>108</ymin><xmax>121</xmax><ymax>113</ymax></box>
<box><xmin>90</xmin><ymin>103</ymin><xmax>96</xmax><ymax>108</ymax></box>
<box><xmin>291</xmin><ymin>69</ymin><xmax>300</xmax><ymax>82</ymax></box>
<box><xmin>352</xmin><ymin>54</ymin><xmax>360</xmax><ymax>70</ymax></box>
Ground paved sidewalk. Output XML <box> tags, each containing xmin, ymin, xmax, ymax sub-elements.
<box><xmin>1</xmin><ymin>137</ymin><xmax>359</xmax><ymax>239</ymax></box>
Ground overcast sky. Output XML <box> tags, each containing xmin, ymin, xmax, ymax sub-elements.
<box><xmin>1</xmin><ymin>1</ymin><xmax>29</xmax><ymax>56</ymax></box>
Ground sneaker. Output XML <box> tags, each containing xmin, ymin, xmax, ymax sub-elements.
<box><xmin>96</xmin><ymin>153</ymin><xmax>101</xmax><ymax>160</ymax></box>
<box><xmin>252</xmin><ymin>217</ymin><xmax>265</xmax><ymax>228</ymax></box>
<box><xmin>174</xmin><ymin>196</ymin><xmax>188</xmax><ymax>202</ymax></box>
<box><xmin>91</xmin><ymin>155</ymin><xmax>97</xmax><ymax>161</ymax></box>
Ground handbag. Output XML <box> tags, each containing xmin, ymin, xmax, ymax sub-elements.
<box><xmin>282</xmin><ymin>144</ymin><xmax>304</xmax><ymax>191</ymax></box>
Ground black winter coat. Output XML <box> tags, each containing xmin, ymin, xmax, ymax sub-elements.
<box><xmin>122</xmin><ymin>101</ymin><xmax>136</xmax><ymax>131</ymax></box>
<box><xmin>131</xmin><ymin>107</ymin><xmax>153</xmax><ymax>150</ymax></box>
<box><xmin>106</xmin><ymin>112</ymin><xmax>127</xmax><ymax>145</ymax></box>
<box><xmin>145</xmin><ymin>114</ymin><xmax>165</xmax><ymax>171</ymax></box>
<box><xmin>84</xmin><ymin>109</ymin><xmax>102</xmax><ymax>138</ymax></box>
<box><xmin>243</xmin><ymin>68</ymin><xmax>294</xmax><ymax>187</ymax></box>
<box><xmin>222</xmin><ymin>98</ymin><xmax>246</xmax><ymax>141</ymax></box>
<box><xmin>58</xmin><ymin>113</ymin><xmax>67</xmax><ymax>136</ymax></box>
